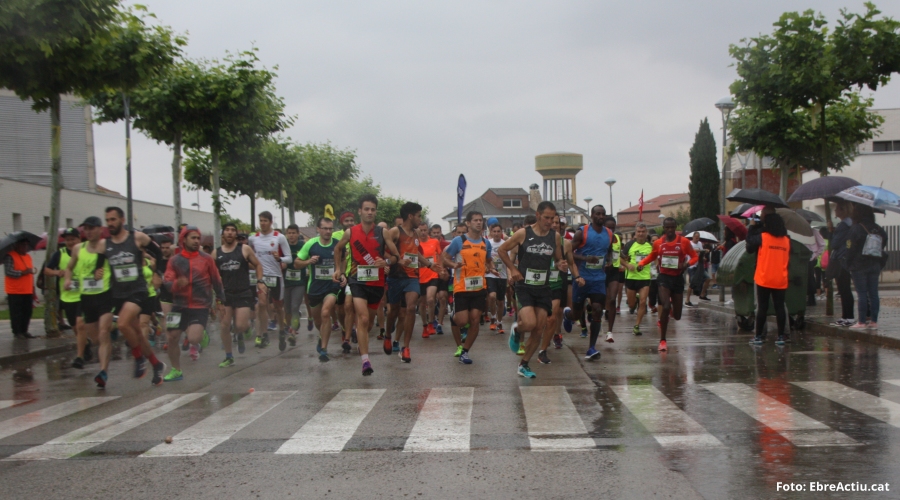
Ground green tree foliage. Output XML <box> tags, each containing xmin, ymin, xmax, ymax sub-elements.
<box><xmin>284</xmin><ymin>142</ymin><xmax>359</xmax><ymax>221</ymax></box>
<box><xmin>688</xmin><ymin>119</ymin><xmax>720</xmax><ymax>223</ymax></box>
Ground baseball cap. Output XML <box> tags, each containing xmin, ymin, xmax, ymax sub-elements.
<box><xmin>62</xmin><ymin>227</ymin><xmax>80</xmax><ymax>237</ymax></box>
<box><xmin>80</xmin><ymin>216</ymin><xmax>102</xmax><ymax>227</ymax></box>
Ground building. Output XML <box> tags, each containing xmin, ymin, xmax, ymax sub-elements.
<box><xmin>616</xmin><ymin>193</ymin><xmax>689</xmax><ymax>238</ymax></box>
<box><xmin>442</xmin><ymin>187</ymin><xmax>534</xmax><ymax>229</ymax></box>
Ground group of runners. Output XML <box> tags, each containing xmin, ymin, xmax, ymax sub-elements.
<box><xmin>46</xmin><ymin>194</ymin><xmax>700</xmax><ymax>387</ymax></box>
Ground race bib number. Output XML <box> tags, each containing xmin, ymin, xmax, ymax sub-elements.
<box><xmin>465</xmin><ymin>276</ymin><xmax>484</xmax><ymax>291</ymax></box>
<box><xmin>404</xmin><ymin>253</ymin><xmax>419</xmax><ymax>269</ymax></box>
<box><xmin>82</xmin><ymin>279</ymin><xmax>104</xmax><ymax>293</ymax></box>
<box><xmin>493</xmin><ymin>258</ymin><xmax>504</xmax><ymax>273</ymax></box>
<box><xmin>357</xmin><ymin>265</ymin><xmax>378</xmax><ymax>282</ymax></box>
<box><xmin>248</xmin><ymin>269</ymin><xmax>257</xmax><ymax>286</ymax></box>
<box><xmin>525</xmin><ymin>268</ymin><xmax>548</xmax><ymax>286</ymax></box>
<box><xmin>650</xmin><ymin>264</ymin><xmax>659</xmax><ymax>279</ymax></box>
<box><xmin>585</xmin><ymin>257</ymin><xmax>603</xmax><ymax>270</ymax></box>
<box><xmin>315</xmin><ymin>265</ymin><xmax>335</xmax><ymax>280</ymax></box>
<box><xmin>113</xmin><ymin>264</ymin><xmax>138</xmax><ymax>282</ymax></box>
<box><xmin>285</xmin><ymin>269</ymin><xmax>303</xmax><ymax>281</ymax></box>
<box><xmin>166</xmin><ymin>312</ymin><xmax>182</xmax><ymax>329</ymax></box>
<box><xmin>262</xmin><ymin>275</ymin><xmax>278</xmax><ymax>288</ymax></box>
<box><xmin>661</xmin><ymin>255</ymin><xmax>679</xmax><ymax>269</ymax></box>
<box><xmin>68</xmin><ymin>278</ymin><xmax>80</xmax><ymax>291</ymax></box>
<box><xmin>549</xmin><ymin>270</ymin><xmax>560</xmax><ymax>281</ymax></box>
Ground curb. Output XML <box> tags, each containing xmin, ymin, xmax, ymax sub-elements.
<box><xmin>698</xmin><ymin>301</ymin><xmax>900</xmax><ymax>350</ymax></box>
<box><xmin>0</xmin><ymin>341</ymin><xmax>77</xmax><ymax>367</ymax></box>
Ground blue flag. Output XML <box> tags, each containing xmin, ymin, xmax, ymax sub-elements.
<box><xmin>457</xmin><ymin>174</ymin><xmax>467</xmax><ymax>224</ymax></box>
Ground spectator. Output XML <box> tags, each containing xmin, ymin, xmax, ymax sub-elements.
<box><xmin>4</xmin><ymin>239</ymin><xmax>37</xmax><ymax>338</ymax></box>
<box><xmin>805</xmin><ymin>228</ymin><xmax>826</xmax><ymax>307</ymax></box>
<box><xmin>746</xmin><ymin>212</ymin><xmax>791</xmax><ymax>344</ymax></box>
<box><xmin>845</xmin><ymin>204</ymin><xmax>888</xmax><ymax>330</ymax></box>
<box><xmin>826</xmin><ymin>201</ymin><xmax>855</xmax><ymax>326</ymax></box>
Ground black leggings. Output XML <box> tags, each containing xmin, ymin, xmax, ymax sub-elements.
<box><xmin>836</xmin><ymin>269</ymin><xmax>854</xmax><ymax>321</ymax></box>
<box><xmin>8</xmin><ymin>294</ymin><xmax>33</xmax><ymax>335</ymax></box>
<box><xmin>756</xmin><ymin>285</ymin><xmax>786</xmax><ymax>337</ymax></box>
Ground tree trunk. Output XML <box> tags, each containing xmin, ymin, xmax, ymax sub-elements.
<box><xmin>288</xmin><ymin>195</ymin><xmax>296</xmax><ymax>225</ymax></box>
<box><xmin>171</xmin><ymin>131</ymin><xmax>183</xmax><ymax>238</ymax></box>
<box><xmin>250</xmin><ymin>196</ymin><xmax>256</xmax><ymax>232</ymax></box>
<box><xmin>123</xmin><ymin>93</ymin><xmax>134</xmax><ymax>230</ymax></box>
<box><xmin>820</xmin><ymin>103</ymin><xmax>834</xmax><ymax>316</ymax></box>
<box><xmin>211</xmin><ymin>147</ymin><xmax>222</xmax><ymax>248</ymax></box>
<box><xmin>779</xmin><ymin>164</ymin><xmax>789</xmax><ymax>201</ymax></box>
<box><xmin>43</xmin><ymin>95</ymin><xmax>62</xmax><ymax>338</ymax></box>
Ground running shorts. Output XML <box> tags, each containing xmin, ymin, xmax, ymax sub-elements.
<box><xmin>308</xmin><ymin>291</ymin><xmax>339</xmax><ymax>309</ymax></box>
<box><xmin>419</xmin><ymin>278</ymin><xmax>440</xmax><ymax>297</ymax></box>
<box><xmin>166</xmin><ymin>307</ymin><xmax>209</xmax><ymax>331</ymax></box>
<box><xmin>81</xmin><ymin>291</ymin><xmax>112</xmax><ymax>324</ymax></box>
<box><xmin>112</xmin><ymin>290</ymin><xmax>148</xmax><ymax>316</ymax></box>
<box><xmin>60</xmin><ymin>300</ymin><xmax>81</xmax><ymax>327</ymax></box>
<box><xmin>514</xmin><ymin>284</ymin><xmax>552</xmax><ymax>314</ymax></box>
<box><xmin>572</xmin><ymin>280</ymin><xmax>606</xmax><ymax>308</ymax></box>
<box><xmin>349</xmin><ymin>283</ymin><xmax>384</xmax><ymax>309</ymax></box>
<box><xmin>387</xmin><ymin>277</ymin><xmax>419</xmax><ymax>306</ymax></box>
<box><xmin>140</xmin><ymin>295</ymin><xmax>161</xmax><ymax>316</ymax></box>
<box><xmin>625</xmin><ymin>279</ymin><xmax>651</xmax><ymax>292</ymax></box>
<box><xmin>657</xmin><ymin>273</ymin><xmax>685</xmax><ymax>293</ymax></box>
<box><xmin>487</xmin><ymin>277</ymin><xmax>507</xmax><ymax>296</ymax></box>
<box><xmin>224</xmin><ymin>289</ymin><xmax>256</xmax><ymax>309</ymax></box>
<box><xmin>261</xmin><ymin>275</ymin><xmax>284</xmax><ymax>302</ymax></box>
<box><xmin>453</xmin><ymin>289</ymin><xmax>487</xmax><ymax>312</ymax></box>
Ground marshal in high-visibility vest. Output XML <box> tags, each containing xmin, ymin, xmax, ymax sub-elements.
<box><xmin>754</xmin><ymin>233</ymin><xmax>790</xmax><ymax>289</ymax></box>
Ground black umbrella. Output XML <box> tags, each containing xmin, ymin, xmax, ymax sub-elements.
<box><xmin>787</xmin><ymin>176</ymin><xmax>860</xmax><ymax>202</ymax></box>
<box><xmin>726</xmin><ymin>188</ymin><xmax>789</xmax><ymax>208</ymax></box>
<box><xmin>793</xmin><ymin>208</ymin><xmax>825</xmax><ymax>223</ymax></box>
<box><xmin>729</xmin><ymin>203</ymin><xmax>756</xmax><ymax>219</ymax></box>
<box><xmin>0</xmin><ymin>231</ymin><xmax>42</xmax><ymax>262</ymax></box>
<box><xmin>141</xmin><ymin>224</ymin><xmax>175</xmax><ymax>235</ymax></box>
<box><xmin>682</xmin><ymin>217</ymin><xmax>715</xmax><ymax>234</ymax></box>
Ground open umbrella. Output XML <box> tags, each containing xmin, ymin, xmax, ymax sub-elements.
<box><xmin>717</xmin><ymin>215</ymin><xmax>748</xmax><ymax>240</ymax></box>
<box><xmin>142</xmin><ymin>224</ymin><xmax>175</xmax><ymax>235</ymax></box>
<box><xmin>682</xmin><ymin>217</ymin><xmax>715</xmax><ymax>235</ymax></box>
<box><xmin>787</xmin><ymin>176</ymin><xmax>860</xmax><ymax>202</ymax></box>
<box><xmin>692</xmin><ymin>231</ymin><xmax>719</xmax><ymax>243</ymax></box>
<box><xmin>0</xmin><ymin>231</ymin><xmax>42</xmax><ymax>262</ymax></box>
<box><xmin>775</xmin><ymin>208</ymin><xmax>813</xmax><ymax>237</ymax></box>
<box><xmin>793</xmin><ymin>208</ymin><xmax>824</xmax><ymax>223</ymax></box>
<box><xmin>35</xmin><ymin>229</ymin><xmax>65</xmax><ymax>250</ymax></box>
<box><xmin>834</xmin><ymin>185</ymin><xmax>900</xmax><ymax>214</ymax></box>
<box><xmin>726</xmin><ymin>188</ymin><xmax>789</xmax><ymax>208</ymax></box>
<box><xmin>729</xmin><ymin>203</ymin><xmax>755</xmax><ymax>219</ymax></box>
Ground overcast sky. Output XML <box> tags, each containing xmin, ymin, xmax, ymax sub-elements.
<box><xmin>92</xmin><ymin>0</ymin><xmax>900</xmax><ymax>228</ymax></box>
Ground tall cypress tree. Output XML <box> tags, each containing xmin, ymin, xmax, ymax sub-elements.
<box><xmin>688</xmin><ymin>118</ymin><xmax>720</xmax><ymax>222</ymax></box>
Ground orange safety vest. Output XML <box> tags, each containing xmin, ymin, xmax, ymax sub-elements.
<box><xmin>4</xmin><ymin>251</ymin><xmax>34</xmax><ymax>295</ymax></box>
<box><xmin>754</xmin><ymin>233</ymin><xmax>790</xmax><ymax>290</ymax></box>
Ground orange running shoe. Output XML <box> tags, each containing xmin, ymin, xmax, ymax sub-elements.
<box><xmin>401</xmin><ymin>347</ymin><xmax>411</xmax><ymax>363</ymax></box>
<box><xmin>490</xmin><ymin>322</ymin><xmax>497</xmax><ymax>331</ymax></box>
<box><xmin>383</xmin><ymin>336</ymin><xmax>392</xmax><ymax>355</ymax></box>
<box><xmin>658</xmin><ymin>340</ymin><xmax>667</xmax><ymax>352</ymax></box>
<box><xmin>422</xmin><ymin>328</ymin><xmax>431</xmax><ymax>338</ymax></box>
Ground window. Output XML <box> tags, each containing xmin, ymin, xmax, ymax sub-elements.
<box><xmin>12</xmin><ymin>213</ymin><xmax>21</xmax><ymax>231</ymax></box>
<box><xmin>66</xmin><ymin>218</ymin><xmax>73</xmax><ymax>228</ymax></box>
<box><xmin>503</xmin><ymin>199</ymin><xmax>522</xmax><ymax>208</ymax></box>
<box><xmin>873</xmin><ymin>140</ymin><xmax>900</xmax><ymax>152</ymax></box>
<box><xmin>44</xmin><ymin>216</ymin><xmax>50</xmax><ymax>232</ymax></box>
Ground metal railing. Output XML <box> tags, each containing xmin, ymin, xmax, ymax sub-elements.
<box><xmin>886</xmin><ymin>225</ymin><xmax>900</xmax><ymax>271</ymax></box>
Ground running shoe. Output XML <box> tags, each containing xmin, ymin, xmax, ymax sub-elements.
<box><xmin>316</xmin><ymin>339</ymin><xmax>323</xmax><ymax>355</ymax></box>
<box><xmin>72</xmin><ymin>357</ymin><xmax>85</xmax><ymax>369</ymax></box>
<box><xmin>553</xmin><ymin>333</ymin><xmax>563</xmax><ymax>349</ymax></box>
<box><xmin>332</xmin><ymin>321</ymin><xmax>340</xmax><ymax>331</ymax></box>
<box><xmin>605</xmin><ymin>332</ymin><xmax>614</xmax><ymax>343</ymax></box>
<box><xmin>278</xmin><ymin>331</ymin><xmax>287</xmax><ymax>352</ymax></box>
<box><xmin>392</xmin><ymin>340</ymin><xmax>400</xmax><ymax>353</ymax></box>
<box><xmin>508</xmin><ymin>323</ymin><xmax>521</xmax><ymax>353</ymax></box>
<box><xmin>219</xmin><ymin>357</ymin><xmax>235</xmax><ymax>368</ymax></box>
<box><xmin>538</xmin><ymin>350</ymin><xmax>551</xmax><ymax>365</ymax></box>
<box><xmin>422</xmin><ymin>327</ymin><xmax>431</xmax><ymax>338</ymax></box>
<box><xmin>401</xmin><ymin>347</ymin><xmax>411</xmax><ymax>363</ymax></box>
<box><xmin>651</xmin><ymin>307</ymin><xmax>658</xmax><ymax>314</ymax></box>
<box><xmin>632</xmin><ymin>325</ymin><xmax>642</xmax><ymax>336</ymax></box>
<box><xmin>319</xmin><ymin>350</ymin><xmax>330</xmax><ymax>362</ymax></box>
<box><xmin>377</xmin><ymin>332</ymin><xmax>384</xmax><ymax>340</ymax></box>
<box><xmin>237</xmin><ymin>334</ymin><xmax>245</xmax><ymax>354</ymax></box>
<box><xmin>580</xmin><ymin>328</ymin><xmax>588</xmax><ymax>338</ymax></box>
<box><xmin>563</xmin><ymin>307</ymin><xmax>573</xmax><ymax>332</ymax></box>
<box><xmin>288</xmin><ymin>333</ymin><xmax>297</xmax><ymax>347</ymax></box>
<box><xmin>517</xmin><ymin>346</ymin><xmax>525</xmax><ymax>356</ymax></box>
<box><xmin>189</xmin><ymin>345</ymin><xmax>199</xmax><ymax>361</ymax></box>
<box><xmin>255</xmin><ymin>336</ymin><xmax>264</xmax><ymax>347</ymax></box>
<box><xmin>200</xmin><ymin>330</ymin><xmax>209</xmax><ymax>350</ymax></box>
<box><xmin>517</xmin><ymin>363</ymin><xmax>536</xmax><ymax>378</ymax></box>
<box><xmin>383</xmin><ymin>336</ymin><xmax>392</xmax><ymax>355</ymax></box>
<box><xmin>498</xmin><ymin>325</ymin><xmax>506</xmax><ymax>335</ymax></box>
<box><xmin>94</xmin><ymin>370</ymin><xmax>108</xmax><ymax>388</ymax></box>
<box><xmin>181</xmin><ymin>337</ymin><xmax>189</xmax><ymax>351</ymax></box>
<box><xmin>435</xmin><ymin>324</ymin><xmax>444</xmax><ymax>335</ymax></box>
<box><xmin>362</xmin><ymin>360</ymin><xmax>373</xmax><ymax>376</ymax></box>
<box><xmin>699</xmin><ymin>296</ymin><xmax>710</xmax><ymax>301</ymax></box>
<box><xmin>870</xmin><ymin>322</ymin><xmax>879</xmax><ymax>329</ymax></box>
<box><xmin>163</xmin><ymin>368</ymin><xmax>183</xmax><ymax>382</ymax></box>
<box><xmin>585</xmin><ymin>347</ymin><xmax>600</xmax><ymax>360</ymax></box>
<box><xmin>750</xmin><ymin>336</ymin><xmax>764</xmax><ymax>345</ymax></box>
<box><xmin>308</xmin><ymin>319</ymin><xmax>314</xmax><ymax>331</ymax></box>
<box><xmin>658</xmin><ymin>340</ymin><xmax>668</xmax><ymax>351</ymax></box>
<box><xmin>684</xmin><ymin>301</ymin><xmax>695</xmax><ymax>307</ymax></box>
<box><xmin>151</xmin><ymin>362</ymin><xmax>165</xmax><ymax>386</ymax></box>
<box><xmin>454</xmin><ymin>345</ymin><xmax>463</xmax><ymax>357</ymax></box>
<box><xmin>629</xmin><ymin>308</ymin><xmax>636</xmax><ymax>315</ymax></box>
<box><xmin>849</xmin><ymin>322</ymin><xmax>868</xmax><ymax>329</ymax></box>
<box><xmin>459</xmin><ymin>351</ymin><xmax>473</xmax><ymax>364</ymax></box>
<box><xmin>616</xmin><ymin>307</ymin><xmax>621</xmax><ymax>315</ymax></box>
<box><xmin>480</xmin><ymin>316</ymin><xmax>485</xmax><ymax>326</ymax></box>
<box><xmin>342</xmin><ymin>340</ymin><xmax>352</xmax><ymax>353</ymax></box>
<box><xmin>244</xmin><ymin>328</ymin><xmax>253</xmax><ymax>340</ymax></box>
<box><xmin>775</xmin><ymin>336</ymin><xmax>786</xmax><ymax>346</ymax></box>
<box><xmin>134</xmin><ymin>356</ymin><xmax>147</xmax><ymax>378</ymax></box>
<box><xmin>268</xmin><ymin>320</ymin><xmax>277</xmax><ymax>331</ymax></box>
<box><xmin>490</xmin><ymin>322</ymin><xmax>497</xmax><ymax>331</ymax></box>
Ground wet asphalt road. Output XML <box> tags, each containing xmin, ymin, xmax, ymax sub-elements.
<box><xmin>0</xmin><ymin>307</ymin><xmax>898</xmax><ymax>499</ymax></box>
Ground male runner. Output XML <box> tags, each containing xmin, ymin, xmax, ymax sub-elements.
<box><xmin>636</xmin><ymin>217</ymin><xmax>698</xmax><ymax>352</ymax></box>
<box><xmin>430</xmin><ymin>224</ymin><xmax>452</xmax><ymax>334</ymax></box>
<box><xmin>417</xmin><ymin>222</ymin><xmax>443</xmax><ymax>337</ymax></box>
<box><xmin>441</xmin><ymin>211</ymin><xmax>492</xmax><ymax>364</ymax></box>
<box><xmin>213</xmin><ymin>223</ymin><xmax>265</xmax><ymax>366</ymax></box>
<box><xmin>282</xmin><ymin>224</ymin><xmax>306</xmax><ymax>349</ymax></box>
<box><xmin>46</xmin><ymin>228</ymin><xmax>91</xmax><ymax>367</ymax></box>
<box><xmin>249</xmin><ymin>211</ymin><xmax>292</xmax><ymax>348</ymax></box>
<box><xmin>162</xmin><ymin>226</ymin><xmax>225</xmax><ymax>381</ymax></box>
<box><xmin>486</xmin><ymin>223</ymin><xmax>509</xmax><ymax>333</ymax></box>
<box><xmin>499</xmin><ymin>201</ymin><xmax>568</xmax><ymax>378</ymax></box>
<box><xmin>297</xmin><ymin>217</ymin><xmax>343</xmax><ymax>361</ymax></box>
<box><xmin>604</xmin><ymin>217</ymin><xmax>623</xmax><ymax>341</ymax></box>
<box><xmin>157</xmin><ymin>236</ymin><xmax>175</xmax><ymax>315</ymax></box>
<box><xmin>563</xmin><ymin>205</ymin><xmax>614</xmax><ymax>360</ymax></box>
<box><xmin>333</xmin><ymin>211</ymin><xmax>356</xmax><ymax>351</ymax></box>
<box><xmin>621</xmin><ymin>222</ymin><xmax>653</xmax><ymax>336</ymax></box>
<box><xmin>333</xmin><ymin>194</ymin><xmax>402</xmax><ymax>375</ymax></box>
<box><xmin>103</xmin><ymin>207</ymin><xmax>166</xmax><ymax>385</ymax></box>
<box><xmin>139</xmin><ymin>252</ymin><xmax>162</xmax><ymax>347</ymax></box>
<box><xmin>537</xmin><ymin>216</ymin><xmax>581</xmax><ymax>364</ymax></box>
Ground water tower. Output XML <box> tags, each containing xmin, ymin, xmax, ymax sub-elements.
<box><xmin>535</xmin><ymin>152</ymin><xmax>582</xmax><ymax>202</ymax></box>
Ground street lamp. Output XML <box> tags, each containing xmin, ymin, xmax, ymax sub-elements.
<box><xmin>604</xmin><ymin>178</ymin><xmax>616</xmax><ymax>215</ymax></box>
<box><xmin>715</xmin><ymin>96</ymin><xmax>735</xmax><ymax>303</ymax></box>
<box><xmin>583</xmin><ymin>197</ymin><xmax>593</xmax><ymax>224</ymax></box>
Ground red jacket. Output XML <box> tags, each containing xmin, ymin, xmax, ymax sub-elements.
<box><xmin>164</xmin><ymin>249</ymin><xmax>224</xmax><ymax>309</ymax></box>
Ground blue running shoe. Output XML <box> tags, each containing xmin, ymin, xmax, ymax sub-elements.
<box><xmin>750</xmin><ymin>336</ymin><xmax>765</xmax><ymax>345</ymax></box>
<box><xmin>585</xmin><ymin>347</ymin><xmax>601</xmax><ymax>361</ymax></box>
<box><xmin>563</xmin><ymin>307</ymin><xmax>573</xmax><ymax>333</ymax></box>
<box><xmin>580</xmin><ymin>328</ymin><xmax>588</xmax><ymax>338</ymax></box>
<box><xmin>775</xmin><ymin>336</ymin><xmax>786</xmax><ymax>346</ymax></box>
<box><xmin>508</xmin><ymin>322</ymin><xmax>520</xmax><ymax>353</ymax></box>
<box><xmin>517</xmin><ymin>363</ymin><xmax>536</xmax><ymax>378</ymax></box>
<box><xmin>435</xmin><ymin>324</ymin><xmax>443</xmax><ymax>335</ymax></box>
<box><xmin>268</xmin><ymin>320</ymin><xmax>277</xmax><ymax>331</ymax></box>
<box><xmin>392</xmin><ymin>340</ymin><xmax>400</xmax><ymax>353</ymax></box>
<box><xmin>459</xmin><ymin>351</ymin><xmax>473</xmax><ymax>364</ymax></box>
<box><xmin>316</xmin><ymin>339</ymin><xmax>323</xmax><ymax>355</ymax></box>
<box><xmin>319</xmin><ymin>350</ymin><xmax>330</xmax><ymax>362</ymax></box>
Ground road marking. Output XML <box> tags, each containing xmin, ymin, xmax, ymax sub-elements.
<box><xmin>610</xmin><ymin>385</ymin><xmax>723</xmax><ymax>449</ymax></box>
<box><xmin>701</xmin><ymin>383</ymin><xmax>857</xmax><ymax>447</ymax></box>
<box><xmin>0</xmin><ymin>397</ymin><xmax>118</xmax><ymax>441</ymax></box>
<box><xmin>793</xmin><ymin>381</ymin><xmax>900</xmax><ymax>428</ymax></box>
<box><xmin>881</xmin><ymin>380</ymin><xmax>900</xmax><ymax>389</ymax></box>
<box><xmin>276</xmin><ymin>389</ymin><xmax>385</xmax><ymax>454</ymax></box>
<box><xmin>403</xmin><ymin>387</ymin><xmax>473</xmax><ymax>453</ymax></box>
<box><xmin>520</xmin><ymin>386</ymin><xmax>595</xmax><ymax>451</ymax></box>
<box><xmin>5</xmin><ymin>393</ymin><xmax>206</xmax><ymax>460</ymax></box>
<box><xmin>0</xmin><ymin>401</ymin><xmax>29</xmax><ymax>411</ymax></box>
<box><xmin>141</xmin><ymin>391</ymin><xmax>295</xmax><ymax>457</ymax></box>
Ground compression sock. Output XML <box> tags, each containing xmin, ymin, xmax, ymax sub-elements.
<box><xmin>132</xmin><ymin>346</ymin><xmax>143</xmax><ymax>360</ymax></box>
<box><xmin>146</xmin><ymin>352</ymin><xmax>161</xmax><ymax>366</ymax></box>
<box><xmin>589</xmin><ymin>322</ymin><xmax>601</xmax><ymax>349</ymax></box>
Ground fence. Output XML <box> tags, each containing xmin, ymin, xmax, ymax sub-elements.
<box><xmin>887</xmin><ymin>225</ymin><xmax>900</xmax><ymax>271</ymax></box>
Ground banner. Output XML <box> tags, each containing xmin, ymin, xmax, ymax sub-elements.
<box><xmin>638</xmin><ymin>190</ymin><xmax>644</xmax><ymax>221</ymax></box>
<box><xmin>457</xmin><ymin>174</ymin><xmax>467</xmax><ymax>224</ymax></box>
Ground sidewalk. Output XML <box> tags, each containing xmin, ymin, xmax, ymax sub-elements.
<box><xmin>699</xmin><ymin>287</ymin><xmax>900</xmax><ymax>350</ymax></box>
<box><xmin>0</xmin><ymin>320</ymin><xmax>77</xmax><ymax>367</ymax></box>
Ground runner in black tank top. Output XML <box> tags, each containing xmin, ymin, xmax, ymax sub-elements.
<box><xmin>217</xmin><ymin>243</ymin><xmax>251</xmax><ymax>294</ymax></box>
<box><xmin>106</xmin><ymin>231</ymin><xmax>149</xmax><ymax>303</ymax></box>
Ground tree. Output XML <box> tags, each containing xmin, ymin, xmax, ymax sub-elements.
<box><xmin>688</xmin><ymin>118</ymin><xmax>720</xmax><ymax>223</ymax></box>
<box><xmin>284</xmin><ymin>142</ymin><xmax>359</xmax><ymax>221</ymax></box>
<box><xmin>0</xmin><ymin>0</ymin><xmax>122</xmax><ymax>336</ymax></box>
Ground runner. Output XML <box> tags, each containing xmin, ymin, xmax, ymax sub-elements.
<box><xmin>46</xmin><ymin>228</ymin><xmax>91</xmax><ymax>368</ymax></box>
<box><xmin>296</xmin><ymin>217</ymin><xmax>343</xmax><ymax>362</ymax></box>
<box><xmin>486</xmin><ymin>222</ymin><xmax>509</xmax><ymax>334</ymax></box>
<box><xmin>248</xmin><ymin>211</ymin><xmax>292</xmax><ymax>348</ymax></box>
<box><xmin>333</xmin><ymin>211</ymin><xmax>356</xmax><ymax>352</ymax></box>
<box><xmin>498</xmin><ymin>201</ymin><xmax>568</xmax><ymax>378</ymax></box>
<box><xmin>161</xmin><ymin>226</ymin><xmax>225</xmax><ymax>381</ymax></box>
<box><xmin>157</xmin><ymin>235</ymin><xmax>175</xmax><ymax>316</ymax></box>
<box><xmin>282</xmin><ymin>224</ymin><xmax>306</xmax><ymax>350</ymax></box>
<box><xmin>636</xmin><ymin>217</ymin><xmax>698</xmax><ymax>352</ymax></box>
<box><xmin>621</xmin><ymin>222</ymin><xmax>653</xmax><ymax>336</ymax></box>
<box><xmin>441</xmin><ymin>211</ymin><xmax>492</xmax><ymax>364</ymax></box>
<box><xmin>563</xmin><ymin>205</ymin><xmax>614</xmax><ymax>361</ymax></box>
<box><xmin>212</xmin><ymin>223</ymin><xmax>265</xmax><ymax>367</ymax></box>
<box><xmin>417</xmin><ymin>222</ymin><xmax>444</xmax><ymax>338</ymax></box>
<box><xmin>64</xmin><ymin>217</ymin><xmax>113</xmax><ymax>386</ymax></box>
<box><xmin>536</xmin><ymin>215</ymin><xmax>582</xmax><ymax>364</ymax></box>
<box><xmin>333</xmin><ymin>194</ymin><xmax>402</xmax><ymax>376</ymax></box>
<box><xmin>604</xmin><ymin>216</ymin><xmax>623</xmax><ymax>342</ymax></box>
<box><xmin>103</xmin><ymin>207</ymin><xmax>166</xmax><ymax>386</ymax></box>
<box><xmin>139</xmin><ymin>252</ymin><xmax>162</xmax><ymax>347</ymax></box>
<box><xmin>648</xmin><ymin>233</ymin><xmax>660</xmax><ymax>314</ymax></box>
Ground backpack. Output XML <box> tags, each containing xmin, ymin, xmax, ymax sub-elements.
<box><xmin>710</xmin><ymin>248</ymin><xmax>721</xmax><ymax>265</ymax></box>
<box><xmin>861</xmin><ymin>223</ymin><xmax>884</xmax><ymax>258</ymax></box>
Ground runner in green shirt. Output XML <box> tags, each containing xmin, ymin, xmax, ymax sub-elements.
<box><xmin>296</xmin><ymin>217</ymin><xmax>344</xmax><ymax>362</ymax></box>
<box><xmin>621</xmin><ymin>222</ymin><xmax>653</xmax><ymax>336</ymax></box>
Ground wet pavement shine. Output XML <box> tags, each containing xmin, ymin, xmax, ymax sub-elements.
<box><xmin>0</xmin><ymin>306</ymin><xmax>898</xmax><ymax>499</ymax></box>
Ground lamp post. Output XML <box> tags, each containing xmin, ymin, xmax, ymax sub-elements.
<box><xmin>583</xmin><ymin>197</ymin><xmax>592</xmax><ymax>225</ymax></box>
<box><xmin>604</xmin><ymin>178</ymin><xmax>616</xmax><ymax>216</ymax></box>
<box><xmin>715</xmin><ymin>96</ymin><xmax>735</xmax><ymax>303</ymax></box>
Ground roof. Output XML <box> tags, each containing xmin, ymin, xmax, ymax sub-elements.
<box><xmin>488</xmin><ymin>188</ymin><xmax>529</xmax><ymax>196</ymax></box>
<box><xmin>550</xmin><ymin>200</ymin><xmax>588</xmax><ymax>215</ymax></box>
<box><xmin>617</xmin><ymin>193</ymin><xmax>688</xmax><ymax>214</ymax></box>
<box><xmin>442</xmin><ymin>198</ymin><xmax>533</xmax><ymax>221</ymax></box>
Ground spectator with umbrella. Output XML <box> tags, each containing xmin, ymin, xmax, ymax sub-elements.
<box><xmin>843</xmin><ymin>202</ymin><xmax>890</xmax><ymax>330</ymax></box>
<box><xmin>826</xmin><ymin>201</ymin><xmax>856</xmax><ymax>327</ymax></box>
<box><xmin>2</xmin><ymin>231</ymin><xmax>41</xmax><ymax>338</ymax></box>
<box><xmin>746</xmin><ymin>209</ymin><xmax>791</xmax><ymax>345</ymax></box>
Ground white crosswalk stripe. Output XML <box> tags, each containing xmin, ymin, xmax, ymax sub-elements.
<box><xmin>792</xmin><ymin>381</ymin><xmax>900</xmax><ymax>428</ymax></box>
<box><xmin>0</xmin><ymin>397</ymin><xmax>118</xmax><ymax>441</ymax></box>
<box><xmin>610</xmin><ymin>384</ymin><xmax>724</xmax><ymax>449</ymax></box>
<box><xmin>404</xmin><ymin>387</ymin><xmax>474</xmax><ymax>452</ymax></box>
<box><xmin>701</xmin><ymin>383</ymin><xmax>857</xmax><ymax>447</ymax></box>
<box><xmin>277</xmin><ymin>389</ymin><xmax>385</xmax><ymax>454</ymax></box>
<box><xmin>5</xmin><ymin>394</ymin><xmax>206</xmax><ymax>461</ymax></box>
<box><xmin>520</xmin><ymin>386</ymin><xmax>595</xmax><ymax>451</ymax></box>
<box><xmin>141</xmin><ymin>391</ymin><xmax>295</xmax><ymax>458</ymax></box>
<box><xmin>0</xmin><ymin>401</ymin><xmax>29</xmax><ymax>411</ymax></box>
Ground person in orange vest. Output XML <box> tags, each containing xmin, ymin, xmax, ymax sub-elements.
<box><xmin>746</xmin><ymin>211</ymin><xmax>791</xmax><ymax>345</ymax></box>
<box><xmin>4</xmin><ymin>239</ymin><xmax>37</xmax><ymax>338</ymax></box>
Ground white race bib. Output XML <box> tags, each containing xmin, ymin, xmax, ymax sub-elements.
<box><xmin>585</xmin><ymin>257</ymin><xmax>603</xmax><ymax>270</ymax></box>
<box><xmin>661</xmin><ymin>255</ymin><xmax>679</xmax><ymax>269</ymax></box>
<box><xmin>113</xmin><ymin>264</ymin><xmax>139</xmax><ymax>282</ymax></box>
<box><xmin>464</xmin><ymin>276</ymin><xmax>484</xmax><ymax>291</ymax></box>
<box><xmin>248</xmin><ymin>269</ymin><xmax>257</xmax><ymax>286</ymax></box>
<box><xmin>285</xmin><ymin>269</ymin><xmax>303</xmax><ymax>281</ymax></box>
<box><xmin>493</xmin><ymin>258</ymin><xmax>504</xmax><ymax>273</ymax></box>
<box><xmin>262</xmin><ymin>275</ymin><xmax>278</xmax><ymax>288</ymax></box>
<box><xmin>549</xmin><ymin>270</ymin><xmax>560</xmax><ymax>281</ymax></box>
<box><xmin>315</xmin><ymin>265</ymin><xmax>335</xmax><ymax>280</ymax></box>
<box><xmin>356</xmin><ymin>265</ymin><xmax>378</xmax><ymax>282</ymax></box>
<box><xmin>404</xmin><ymin>253</ymin><xmax>419</xmax><ymax>269</ymax></box>
<box><xmin>166</xmin><ymin>312</ymin><xmax>182</xmax><ymax>329</ymax></box>
<box><xmin>525</xmin><ymin>268</ymin><xmax>548</xmax><ymax>286</ymax></box>
<box><xmin>82</xmin><ymin>279</ymin><xmax>104</xmax><ymax>293</ymax></box>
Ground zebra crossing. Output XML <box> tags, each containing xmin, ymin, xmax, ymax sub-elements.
<box><xmin>3</xmin><ymin>380</ymin><xmax>900</xmax><ymax>459</ymax></box>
